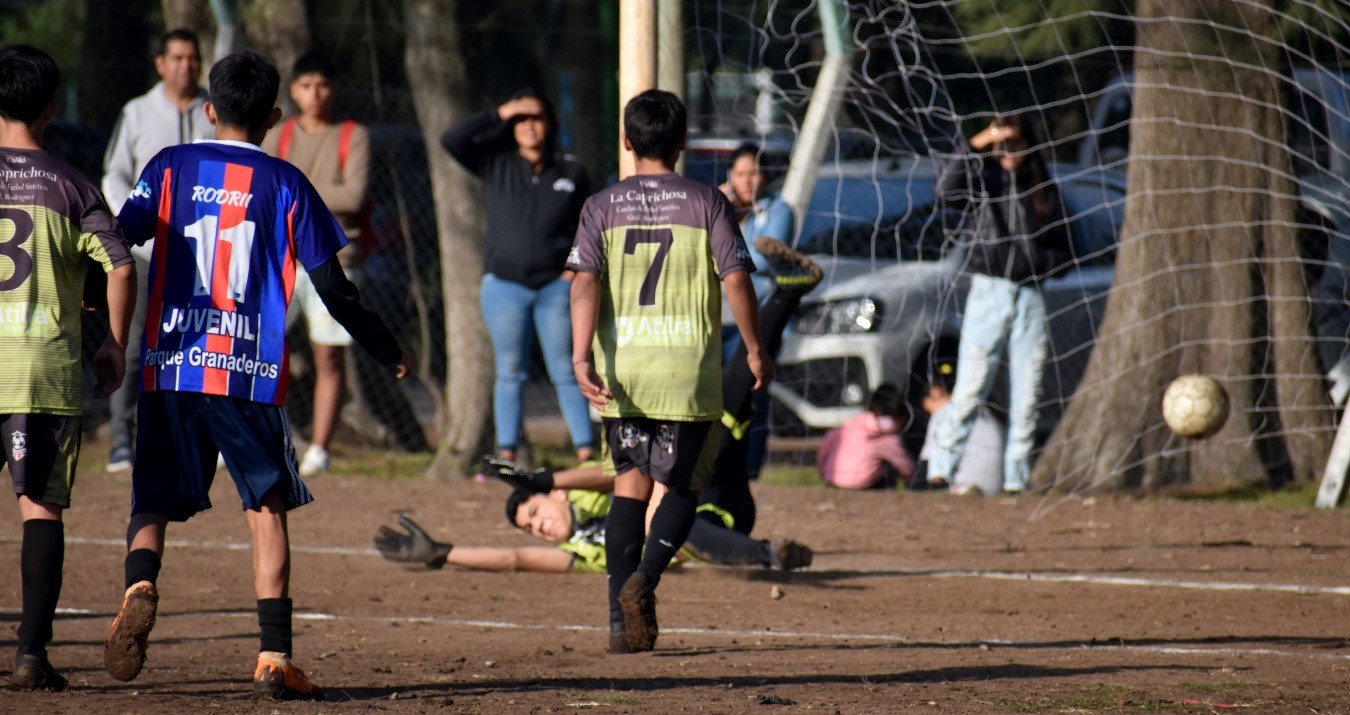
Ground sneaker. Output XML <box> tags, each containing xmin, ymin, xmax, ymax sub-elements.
<box><xmin>755</xmin><ymin>237</ymin><xmax>823</xmax><ymax>292</ymax></box>
<box><xmin>617</xmin><ymin>572</ymin><xmax>658</xmax><ymax>652</ymax></box>
<box><xmin>7</xmin><ymin>654</ymin><xmax>67</xmax><ymax>692</ymax></box>
<box><xmin>769</xmin><ymin>540</ymin><xmax>814</xmax><ymax>571</ymax></box>
<box><xmin>107</xmin><ymin>442</ymin><xmax>133</xmax><ymax>473</ymax></box>
<box><xmin>298</xmin><ymin>445</ymin><xmax>330</xmax><ymax>477</ymax></box>
<box><xmin>253</xmin><ymin>654</ymin><xmax>324</xmax><ymax>701</ymax></box>
<box><xmin>104</xmin><ymin>580</ymin><xmax>158</xmax><ymax>682</ymax></box>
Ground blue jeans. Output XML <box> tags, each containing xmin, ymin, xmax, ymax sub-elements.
<box><xmin>927</xmin><ymin>273</ymin><xmax>1047</xmax><ymax>492</ymax></box>
<box><xmin>480</xmin><ymin>274</ymin><xmax>594</xmax><ymax>453</ymax></box>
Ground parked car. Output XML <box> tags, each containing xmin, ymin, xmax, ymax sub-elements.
<box><xmin>769</xmin><ymin>159</ymin><xmax>1126</xmax><ymax>450</ymax></box>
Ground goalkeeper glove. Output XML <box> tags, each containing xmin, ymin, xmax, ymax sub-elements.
<box><xmin>482</xmin><ymin>455</ymin><xmax>555</xmax><ymax>493</ymax></box>
<box><xmin>373</xmin><ymin>514</ymin><xmax>452</xmax><ymax>569</ymax></box>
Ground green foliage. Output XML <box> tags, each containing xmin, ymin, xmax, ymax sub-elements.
<box><xmin>0</xmin><ymin>0</ymin><xmax>86</xmax><ymax>71</ymax></box>
<box><xmin>947</xmin><ymin>0</ymin><xmax>1132</xmax><ymax>60</ymax></box>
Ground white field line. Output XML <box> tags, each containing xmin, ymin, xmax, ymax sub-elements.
<box><xmin>10</xmin><ymin>533</ymin><xmax>1349</xmax><ymax>597</ymax></box>
<box><xmin>10</xmin><ymin>606</ymin><xmax>1348</xmax><ymax>663</ymax></box>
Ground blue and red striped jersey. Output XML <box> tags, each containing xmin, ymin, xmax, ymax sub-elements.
<box><xmin>117</xmin><ymin>140</ymin><xmax>348</xmax><ymax>405</ymax></box>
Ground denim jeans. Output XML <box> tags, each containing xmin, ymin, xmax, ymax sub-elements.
<box><xmin>480</xmin><ymin>273</ymin><xmax>594</xmax><ymax>453</ymax></box>
<box><xmin>926</xmin><ymin>273</ymin><xmax>1047</xmax><ymax>492</ymax></box>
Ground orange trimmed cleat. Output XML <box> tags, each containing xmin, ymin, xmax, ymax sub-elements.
<box><xmin>253</xmin><ymin>654</ymin><xmax>324</xmax><ymax>701</ymax></box>
<box><xmin>104</xmin><ymin>581</ymin><xmax>158</xmax><ymax>682</ymax></box>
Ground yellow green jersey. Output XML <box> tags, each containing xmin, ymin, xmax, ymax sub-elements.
<box><xmin>567</xmin><ymin>172</ymin><xmax>754</xmax><ymax>421</ymax></box>
<box><xmin>556</xmin><ymin>488</ymin><xmax>734</xmax><ymax>574</ymax></box>
<box><xmin>0</xmin><ymin>149</ymin><xmax>132</xmax><ymax>415</ymax></box>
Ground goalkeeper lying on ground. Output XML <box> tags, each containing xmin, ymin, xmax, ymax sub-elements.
<box><xmin>374</xmin><ymin>456</ymin><xmax>812</xmax><ymax>573</ymax></box>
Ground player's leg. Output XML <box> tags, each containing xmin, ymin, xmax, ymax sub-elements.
<box><xmin>533</xmin><ymin>276</ymin><xmax>596</xmax><ymax>462</ymax></box>
<box><xmin>926</xmin><ymin>274</ymin><xmax>1016</xmax><ymax>482</ymax></box>
<box><xmin>1002</xmin><ymin>286</ymin><xmax>1048</xmax><ymax>493</ymax></box>
<box><xmin>106</xmin><ymin>392</ymin><xmax>215</xmax><ymax>682</ymax></box>
<box><xmin>6</xmin><ymin>414</ymin><xmax>79</xmax><ymax>691</ymax></box>
<box><xmin>304</xmin><ymin>342</ymin><xmax>345</xmax><ymax>474</ymax></box>
<box><xmin>682</xmin><ymin>514</ymin><xmax>813</xmax><ymax>570</ymax></box>
<box><xmin>619</xmin><ymin>421</ymin><xmax>719</xmax><ymax>652</ymax></box>
<box><xmin>603</xmin><ymin>419</ymin><xmax>653</xmax><ymax>652</ymax></box>
<box><xmin>481</xmin><ymin>273</ymin><xmax>533</xmax><ymax>460</ymax></box>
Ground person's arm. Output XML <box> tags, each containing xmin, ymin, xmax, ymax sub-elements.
<box><xmin>551</xmin><ymin>465</ymin><xmax>612</xmax><ymax>491</ymax></box>
<box><xmin>101</xmin><ymin>110</ymin><xmax>137</xmax><ymax>213</ymax></box>
<box><xmin>446</xmin><ymin>546</ymin><xmax>575</xmax><ymax>573</ymax></box>
<box><xmin>438</xmin><ymin>108</ymin><xmax>505</xmax><ymax>175</ymax></box>
<box><xmin>307</xmin><ymin>257</ymin><xmax>412</xmax><ymax>377</ymax></box>
<box><xmin>878</xmin><ymin>433</ymin><xmax>917</xmax><ymax>481</ymax></box>
<box><xmin>570</xmin><ymin>270</ymin><xmax>611</xmax><ymax>408</ymax></box>
<box><xmin>311</xmin><ymin>124</ymin><xmax>370</xmax><ymax>215</ymax></box>
<box><xmin>724</xmin><ymin>269</ymin><xmax>772</xmax><ymax>391</ymax></box>
<box><xmin>92</xmin><ymin>262</ymin><xmax>136</xmax><ymax>398</ymax></box>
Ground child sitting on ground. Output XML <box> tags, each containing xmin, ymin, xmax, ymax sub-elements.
<box><xmin>816</xmin><ymin>383</ymin><xmax>916</xmax><ymax>489</ymax></box>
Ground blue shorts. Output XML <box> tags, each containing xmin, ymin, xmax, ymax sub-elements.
<box><xmin>131</xmin><ymin>391</ymin><xmax>313</xmax><ymax>521</ymax></box>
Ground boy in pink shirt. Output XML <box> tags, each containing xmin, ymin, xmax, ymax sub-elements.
<box><xmin>816</xmin><ymin>384</ymin><xmax>916</xmax><ymax>489</ymax></box>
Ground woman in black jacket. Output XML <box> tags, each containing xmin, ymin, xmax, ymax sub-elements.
<box><xmin>925</xmin><ymin>113</ymin><xmax>1072</xmax><ymax>494</ymax></box>
<box><xmin>441</xmin><ymin>89</ymin><xmax>595</xmax><ymax>463</ymax></box>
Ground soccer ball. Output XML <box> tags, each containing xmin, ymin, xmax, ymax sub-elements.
<box><xmin>1161</xmin><ymin>374</ymin><xmax>1229</xmax><ymax>439</ymax></box>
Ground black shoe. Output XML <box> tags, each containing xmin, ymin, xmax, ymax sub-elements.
<box><xmin>607</xmin><ymin>621</ymin><xmax>636</xmax><ymax>654</ymax></box>
<box><xmin>8</xmin><ymin>654</ymin><xmax>68</xmax><ymax>692</ymax></box>
<box><xmin>617</xmin><ymin>572</ymin><xmax>658</xmax><ymax>652</ymax></box>
<box><xmin>755</xmin><ymin>237</ymin><xmax>822</xmax><ymax>292</ymax></box>
<box><xmin>769</xmin><ymin>540</ymin><xmax>814</xmax><ymax>571</ymax></box>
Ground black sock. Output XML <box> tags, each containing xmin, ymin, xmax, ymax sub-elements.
<box><xmin>18</xmin><ymin>519</ymin><xmax>63</xmax><ymax>658</ymax></box>
<box><xmin>637</xmin><ymin>488</ymin><xmax>699</xmax><ymax>587</ymax></box>
<box><xmin>258</xmin><ymin>598</ymin><xmax>293</xmax><ymax>656</ymax></box>
<box><xmin>604</xmin><ymin>496</ymin><xmax>648</xmax><ymax>625</ymax></box>
<box><xmin>124</xmin><ymin>548</ymin><xmax>162</xmax><ymax>589</ymax></box>
<box><xmin>683</xmin><ymin>517</ymin><xmax>767</xmax><ymax>566</ymax></box>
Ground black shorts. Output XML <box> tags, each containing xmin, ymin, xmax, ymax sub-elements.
<box><xmin>2</xmin><ymin>413</ymin><xmax>81</xmax><ymax>508</ymax></box>
<box><xmin>602</xmin><ymin>417</ymin><xmax>720</xmax><ymax>492</ymax></box>
<box><xmin>132</xmin><ymin>391</ymin><xmax>314</xmax><ymax>521</ymax></box>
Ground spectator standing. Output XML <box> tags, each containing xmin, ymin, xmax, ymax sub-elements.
<box><xmin>101</xmin><ymin>29</ymin><xmax>213</xmax><ymax>473</ymax></box>
<box><xmin>926</xmin><ymin>114</ymin><xmax>1072</xmax><ymax>493</ymax></box>
<box><xmin>262</xmin><ymin>52</ymin><xmax>370</xmax><ymax>476</ymax></box>
<box><xmin>0</xmin><ymin>44</ymin><xmax>136</xmax><ymax>691</ymax></box>
<box><xmin>440</xmin><ymin>89</ymin><xmax>595</xmax><ymax>464</ymax></box>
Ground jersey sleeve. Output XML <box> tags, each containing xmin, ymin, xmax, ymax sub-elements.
<box><xmin>709</xmin><ymin>191</ymin><xmax>755</xmax><ymax>278</ymax></box>
<box><xmin>287</xmin><ymin>171</ymin><xmax>350</xmax><ymax>271</ymax></box>
<box><xmin>565</xmin><ymin>196</ymin><xmax>606</xmax><ymax>275</ymax></box>
<box><xmin>115</xmin><ymin>153</ymin><xmax>164</xmax><ymax>247</ymax></box>
<box><xmin>77</xmin><ymin>185</ymin><xmax>133</xmax><ymax>272</ymax></box>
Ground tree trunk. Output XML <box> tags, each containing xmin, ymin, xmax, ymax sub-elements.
<box><xmin>1032</xmin><ymin>0</ymin><xmax>1334</xmax><ymax>492</ymax></box>
<box><xmin>241</xmin><ymin>0</ymin><xmax>310</xmax><ymax>114</ymax></box>
<box><xmin>161</xmin><ymin>0</ymin><xmax>217</xmax><ymax>65</ymax></box>
<box><xmin>403</xmin><ymin>0</ymin><xmax>493</xmax><ymax>478</ymax></box>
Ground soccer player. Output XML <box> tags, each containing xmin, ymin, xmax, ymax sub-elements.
<box><xmin>0</xmin><ymin>44</ymin><xmax>136</xmax><ymax>691</ymax></box>
<box><xmin>102</xmin><ymin>50</ymin><xmax>411</xmax><ymax>701</ymax></box>
<box><xmin>101</xmin><ymin>29</ymin><xmax>213</xmax><ymax>473</ymax></box>
<box><xmin>568</xmin><ymin>89</ymin><xmax>772</xmax><ymax>653</ymax></box>
<box><xmin>373</xmin><ymin>462</ymin><xmax>813</xmax><ymax>574</ymax></box>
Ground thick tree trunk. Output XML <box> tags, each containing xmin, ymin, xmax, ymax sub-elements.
<box><xmin>241</xmin><ymin>0</ymin><xmax>309</xmax><ymax>113</ymax></box>
<box><xmin>1032</xmin><ymin>1</ymin><xmax>1334</xmax><ymax>491</ymax></box>
<box><xmin>161</xmin><ymin>0</ymin><xmax>216</xmax><ymax>64</ymax></box>
<box><xmin>403</xmin><ymin>0</ymin><xmax>493</xmax><ymax>478</ymax></box>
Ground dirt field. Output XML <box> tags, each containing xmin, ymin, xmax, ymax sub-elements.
<box><xmin>4</xmin><ymin>458</ymin><xmax>1350</xmax><ymax>714</ymax></box>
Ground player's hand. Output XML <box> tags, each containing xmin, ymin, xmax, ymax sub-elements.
<box><xmin>393</xmin><ymin>350</ymin><xmax>414</xmax><ymax>380</ymax></box>
<box><xmin>92</xmin><ymin>336</ymin><xmax>127</xmax><ymax>399</ymax></box>
<box><xmin>747</xmin><ymin>347</ymin><xmax>774</xmax><ymax>392</ymax></box>
<box><xmin>482</xmin><ymin>455</ymin><xmax>555</xmax><ymax>493</ymax></box>
<box><xmin>373</xmin><ymin>514</ymin><xmax>452</xmax><ymax>569</ymax></box>
<box><xmin>498</xmin><ymin>97</ymin><xmax>537</xmax><ymax>122</ymax></box>
<box><xmin>574</xmin><ymin>359</ymin><xmax>612</xmax><ymax>409</ymax></box>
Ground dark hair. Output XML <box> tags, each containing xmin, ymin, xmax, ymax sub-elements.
<box><xmin>291</xmin><ymin>51</ymin><xmax>336</xmax><ymax>81</ymax></box>
<box><xmin>0</xmin><ymin>45</ymin><xmax>60</xmax><ymax>124</ymax></box>
<box><xmin>623</xmin><ymin>89</ymin><xmax>686</xmax><ymax>162</ymax></box>
<box><xmin>158</xmin><ymin>29</ymin><xmax>201</xmax><ymax>57</ymax></box>
<box><xmin>505</xmin><ymin>489</ymin><xmax>529</xmax><ymax>528</ymax></box>
<box><xmin>505</xmin><ymin>87</ymin><xmax>559</xmax><ymax>160</ymax></box>
<box><xmin>868</xmin><ymin>383</ymin><xmax>904</xmax><ymax>419</ymax></box>
<box><xmin>730</xmin><ymin>142</ymin><xmax>760</xmax><ymax>166</ymax></box>
<box><xmin>207</xmin><ymin>50</ymin><xmax>280</xmax><ymax>132</ymax></box>
<box><xmin>991</xmin><ymin>112</ymin><xmax>1053</xmax><ymax>222</ymax></box>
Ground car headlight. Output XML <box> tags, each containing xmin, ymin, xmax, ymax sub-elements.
<box><xmin>794</xmin><ymin>297</ymin><xmax>883</xmax><ymax>335</ymax></box>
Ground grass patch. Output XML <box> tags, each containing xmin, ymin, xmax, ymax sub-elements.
<box><xmin>1170</xmin><ymin>479</ymin><xmax>1325</xmax><ymax>509</ymax></box>
<box><xmin>758</xmin><ymin>462</ymin><xmax>825</xmax><ymax>488</ymax></box>
<box><xmin>996</xmin><ymin>684</ymin><xmax>1171</xmax><ymax>713</ymax></box>
<box><xmin>334</xmin><ymin>450</ymin><xmax>435</xmax><ymax>480</ymax></box>
<box><xmin>572</xmin><ymin>692</ymin><xmax>636</xmax><ymax>704</ymax></box>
